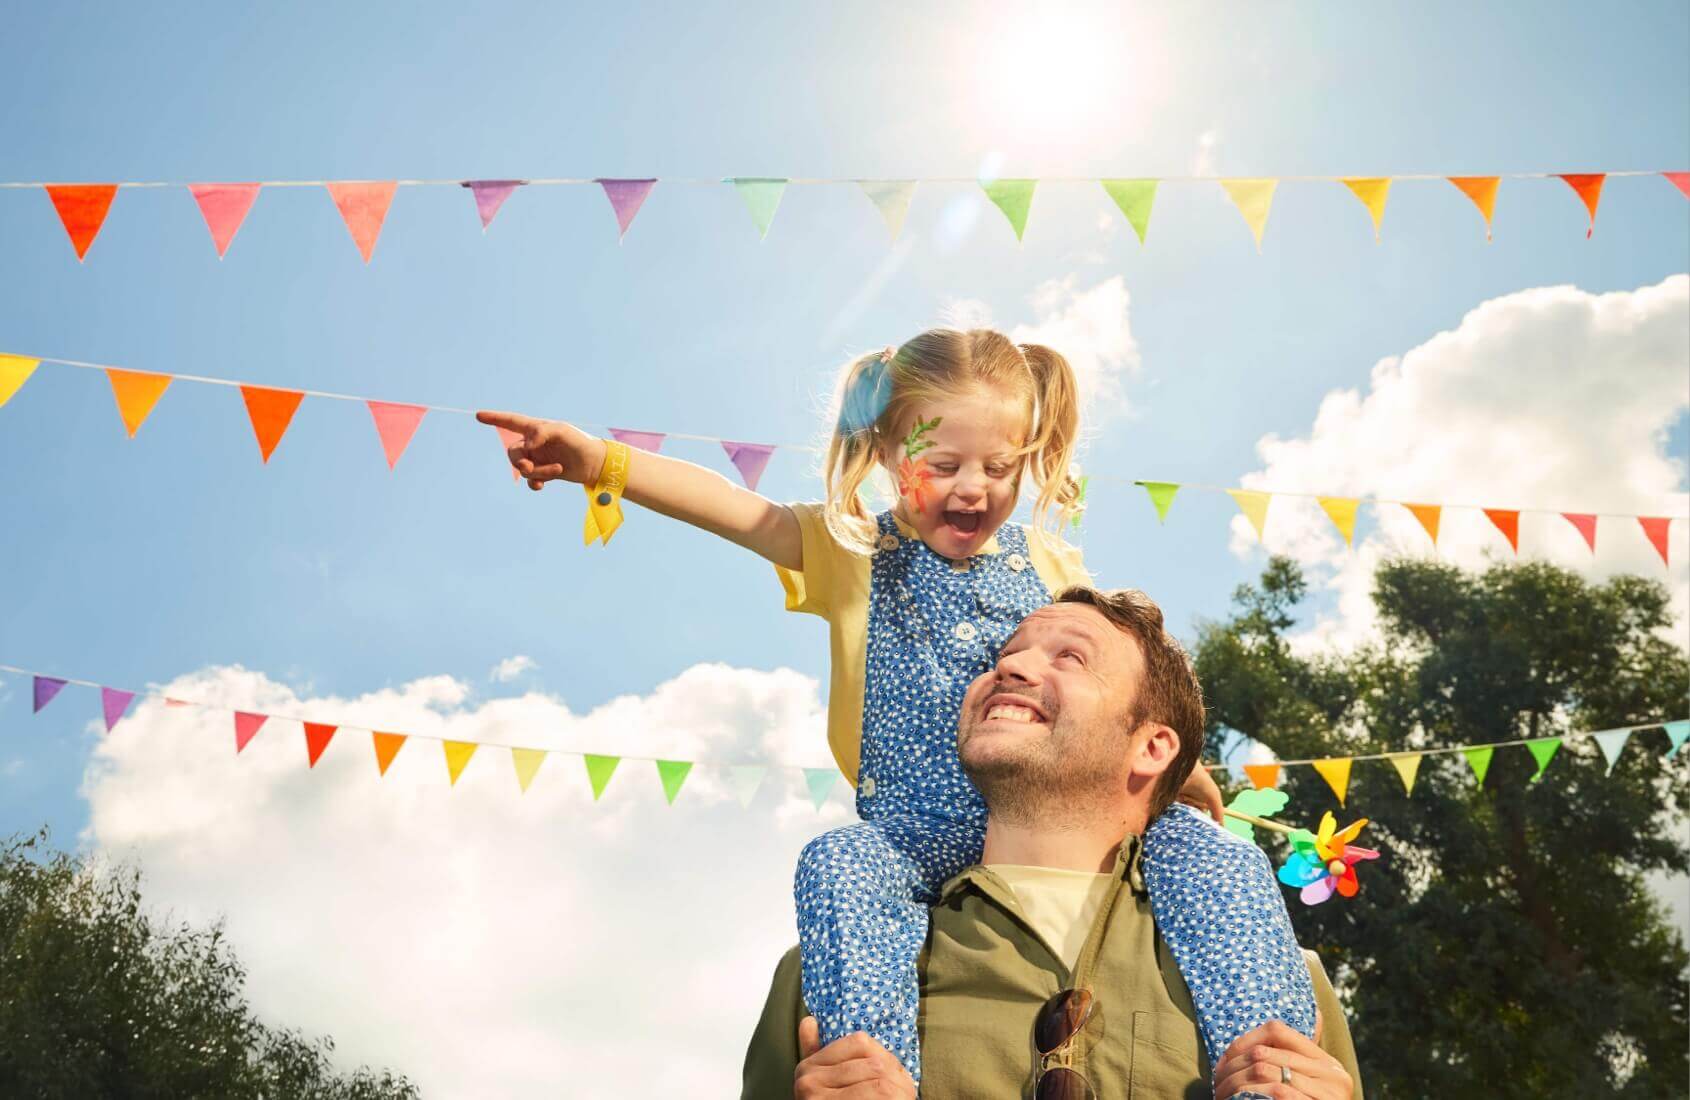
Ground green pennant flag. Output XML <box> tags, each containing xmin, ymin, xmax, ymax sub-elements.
<box><xmin>1137</xmin><ymin>481</ymin><xmax>1180</xmax><ymax>523</ymax></box>
<box><xmin>583</xmin><ymin>753</ymin><xmax>621</xmax><ymax>800</ymax></box>
<box><xmin>1526</xmin><ymin>737</ymin><xmax>1561</xmax><ymax>782</ymax></box>
<box><xmin>1663</xmin><ymin>720</ymin><xmax>1689</xmax><ymax>759</ymax></box>
<box><xmin>730</xmin><ymin>178</ymin><xmax>787</xmax><ymax>240</ymax></box>
<box><xmin>729</xmin><ymin>764</ymin><xmax>767</xmax><ymax>808</ymax></box>
<box><xmin>1071</xmin><ymin>475</ymin><xmax>1090</xmax><ymax>529</ymax></box>
<box><xmin>980</xmin><ymin>179</ymin><xmax>1037</xmax><ymax>241</ymax></box>
<box><xmin>1100</xmin><ymin>179</ymin><xmax>1158</xmax><ymax>244</ymax></box>
<box><xmin>1463</xmin><ymin>746</ymin><xmax>1494</xmax><ymax>786</ymax></box>
<box><xmin>655</xmin><ymin>759</ymin><xmax>693</xmax><ymax>805</ymax></box>
<box><xmin>803</xmin><ymin>768</ymin><xmax>837</xmax><ymax>810</ymax></box>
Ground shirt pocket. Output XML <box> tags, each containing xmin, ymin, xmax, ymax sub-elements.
<box><xmin>1128</xmin><ymin>1010</ymin><xmax>1207</xmax><ymax>1099</ymax></box>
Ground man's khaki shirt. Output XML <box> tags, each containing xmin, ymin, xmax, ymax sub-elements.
<box><xmin>742</xmin><ymin>834</ymin><xmax>1363</xmax><ymax>1099</ymax></box>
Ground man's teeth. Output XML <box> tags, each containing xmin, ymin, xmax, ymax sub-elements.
<box><xmin>986</xmin><ymin>704</ymin><xmax>1038</xmax><ymax>723</ymax></box>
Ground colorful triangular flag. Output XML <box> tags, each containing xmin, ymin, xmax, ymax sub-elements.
<box><xmin>1340</xmin><ymin>178</ymin><xmax>1392</xmax><ymax>241</ymax></box>
<box><xmin>188</xmin><ymin>183</ymin><xmax>261</xmax><ymax>258</ymax></box>
<box><xmin>1561</xmin><ymin>512</ymin><xmax>1597</xmax><ymax>553</ymax></box>
<box><xmin>584</xmin><ymin>753</ymin><xmax>620</xmax><ymax>800</ymax></box>
<box><xmin>461</xmin><ymin>180</ymin><xmax>523</xmax><ymax>231</ymax></box>
<box><xmin>492</xmin><ymin>425</ymin><xmax>523</xmax><ymax>483</ymax></box>
<box><xmin>1243</xmin><ymin>763</ymin><xmax>1280</xmax><ymax>790</ymax></box>
<box><xmin>1220</xmin><ymin>179</ymin><xmax>1277</xmax><ymax>250</ymax></box>
<box><xmin>32</xmin><ymin>676</ymin><xmax>67</xmax><ymax>713</ymax></box>
<box><xmin>1463</xmin><ymin>746</ymin><xmax>1494</xmax><ymax>786</ymax></box>
<box><xmin>655</xmin><ymin>759</ymin><xmax>694</xmax><ymax>805</ymax></box>
<box><xmin>1664</xmin><ymin>172</ymin><xmax>1690</xmax><ymax>200</ymax></box>
<box><xmin>233</xmin><ymin>711</ymin><xmax>267</xmax><ymax>754</ymax></box>
<box><xmin>1484</xmin><ymin>509</ymin><xmax>1520</xmax><ymax>553</ymax></box>
<box><xmin>722</xmin><ymin>441</ymin><xmax>775</xmax><ymax>492</ymax></box>
<box><xmin>1389</xmin><ymin>753</ymin><xmax>1423</xmax><ymax>796</ymax></box>
<box><xmin>1592</xmin><ymin>729</ymin><xmax>1630</xmax><ymax>775</ymax></box>
<box><xmin>730</xmin><ymin>178</ymin><xmax>787</xmax><ymax>240</ymax></box>
<box><xmin>1404</xmin><ymin>503</ymin><xmax>1442</xmax><ymax>547</ymax></box>
<box><xmin>1071</xmin><ymin>475</ymin><xmax>1090</xmax><ymax>529</ymax></box>
<box><xmin>980</xmin><ymin>178</ymin><xmax>1036</xmax><ymax>241</ymax></box>
<box><xmin>372</xmin><ymin>732</ymin><xmax>407</xmax><ymax>776</ymax></box>
<box><xmin>597</xmin><ymin>179</ymin><xmax>657</xmax><ymax>241</ymax></box>
<box><xmin>1664</xmin><ymin>720</ymin><xmax>1690</xmax><ymax>760</ymax></box>
<box><xmin>1557</xmin><ymin>173</ymin><xmax>1605</xmax><ymax>238</ymax></box>
<box><xmin>325</xmin><ymin>181</ymin><xmax>398</xmax><ymax>262</ymax></box>
<box><xmin>105</xmin><ymin>369</ymin><xmax>172</xmax><ymax>438</ymax></box>
<box><xmin>730</xmin><ymin>764</ymin><xmax>767</xmax><ymax>808</ymax></box>
<box><xmin>443</xmin><ymin>740</ymin><xmax>478</xmax><ymax>786</ymax></box>
<box><xmin>1137</xmin><ymin>481</ymin><xmax>1180</xmax><ymax>523</ymax></box>
<box><xmin>803</xmin><ymin>768</ymin><xmax>837</xmax><ymax>809</ymax></box>
<box><xmin>46</xmin><ymin>184</ymin><xmax>119</xmax><ymax>261</ymax></box>
<box><xmin>1100</xmin><ymin>179</ymin><xmax>1157</xmax><ymax>245</ymax></box>
<box><xmin>0</xmin><ymin>354</ymin><xmax>39</xmax><ymax>409</ymax></box>
<box><xmin>1447</xmin><ymin>176</ymin><xmax>1500</xmax><ymax>240</ymax></box>
<box><xmin>858</xmin><ymin>180</ymin><xmax>917</xmax><ymax>242</ymax></box>
<box><xmin>240</xmin><ymin>385</ymin><xmax>305</xmax><ymax>464</ymax></box>
<box><xmin>1311</xmin><ymin>757</ymin><xmax>1352</xmax><ymax>805</ymax></box>
<box><xmin>1228</xmin><ymin>489</ymin><xmax>1272</xmax><ymax>540</ymax></box>
<box><xmin>511</xmin><ymin>747</ymin><xmax>547</xmax><ymax>793</ymax></box>
<box><xmin>101</xmin><ymin>687</ymin><xmax>134</xmax><ymax>733</ymax></box>
<box><xmin>608</xmin><ymin>428</ymin><xmax>666</xmax><ymax>453</ymax></box>
<box><xmin>367</xmin><ymin>401</ymin><xmax>427</xmax><ymax>470</ymax></box>
<box><xmin>1526</xmin><ymin>737</ymin><xmax>1561</xmax><ymax>781</ymax></box>
<box><xmin>1638</xmin><ymin>517</ymin><xmax>1672</xmax><ymax>566</ymax></box>
<box><xmin>1318</xmin><ymin>497</ymin><xmax>1360</xmax><ymax>546</ymax></box>
<box><xmin>304</xmin><ymin>722</ymin><xmax>337</xmax><ymax>767</ymax></box>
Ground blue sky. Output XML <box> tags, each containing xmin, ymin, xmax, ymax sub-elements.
<box><xmin>0</xmin><ymin>3</ymin><xmax>1687</xmax><ymax>1088</ymax></box>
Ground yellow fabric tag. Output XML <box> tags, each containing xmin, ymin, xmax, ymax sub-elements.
<box><xmin>584</xmin><ymin>439</ymin><xmax>631</xmax><ymax>546</ymax></box>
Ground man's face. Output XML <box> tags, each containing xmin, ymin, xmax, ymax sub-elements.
<box><xmin>957</xmin><ymin>603</ymin><xmax>1147</xmax><ymax>814</ymax></box>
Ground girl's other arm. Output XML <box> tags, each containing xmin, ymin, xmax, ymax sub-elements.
<box><xmin>475</xmin><ymin>410</ymin><xmax>803</xmax><ymax>571</ymax></box>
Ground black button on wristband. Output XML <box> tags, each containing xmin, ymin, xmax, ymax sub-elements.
<box><xmin>596</xmin><ymin>491</ymin><xmax>613</xmax><ymax>506</ymax></box>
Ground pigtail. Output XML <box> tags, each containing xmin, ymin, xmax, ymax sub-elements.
<box><xmin>820</xmin><ymin>350</ymin><xmax>895</xmax><ymax>554</ymax></box>
<box><xmin>1018</xmin><ymin>342</ymin><xmax>1084</xmax><ymax>539</ymax></box>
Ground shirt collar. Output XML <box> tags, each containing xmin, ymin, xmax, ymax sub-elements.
<box><xmin>939</xmin><ymin>833</ymin><xmax>1146</xmax><ymax>907</ymax></box>
<box><xmin>888</xmin><ymin>509</ymin><xmax>1003</xmax><ymax>557</ymax></box>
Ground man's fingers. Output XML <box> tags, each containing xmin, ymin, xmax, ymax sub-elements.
<box><xmin>1314</xmin><ymin>1007</ymin><xmax>1324</xmax><ymax>1046</ymax></box>
<box><xmin>476</xmin><ymin>409</ymin><xmax>535</xmax><ymax>434</ymax></box>
<box><xmin>797</xmin><ymin>1016</ymin><xmax>821</xmax><ymax>1060</ymax></box>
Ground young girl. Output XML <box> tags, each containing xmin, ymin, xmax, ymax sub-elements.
<box><xmin>478</xmin><ymin>328</ymin><xmax>1315</xmax><ymax>1083</ymax></box>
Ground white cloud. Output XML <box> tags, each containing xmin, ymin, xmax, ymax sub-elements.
<box><xmin>80</xmin><ymin>662</ymin><xmax>851</xmax><ymax>1098</ymax></box>
<box><xmin>489</xmin><ymin>655</ymin><xmax>537</xmax><ymax>683</ymax></box>
<box><xmin>1228</xmin><ymin>275</ymin><xmax>1690</xmax><ymax>652</ymax></box>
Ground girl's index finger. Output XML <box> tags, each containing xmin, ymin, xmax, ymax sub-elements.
<box><xmin>475</xmin><ymin>409</ymin><xmax>535</xmax><ymax>435</ymax></box>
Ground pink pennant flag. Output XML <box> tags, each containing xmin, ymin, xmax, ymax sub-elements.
<box><xmin>597</xmin><ymin>179</ymin><xmax>657</xmax><ymax>240</ymax></box>
<box><xmin>609</xmin><ymin>428</ymin><xmax>666</xmax><ymax>453</ymax></box>
<box><xmin>325</xmin><ymin>181</ymin><xmax>398</xmax><ymax>262</ymax></box>
<box><xmin>33</xmin><ymin>676</ymin><xmax>67</xmax><ymax>713</ymax></box>
<box><xmin>1639</xmin><ymin>516</ymin><xmax>1672</xmax><ymax>566</ymax></box>
<box><xmin>1561</xmin><ymin>512</ymin><xmax>1597</xmax><ymax>552</ymax></box>
<box><xmin>493</xmin><ymin>425</ymin><xmax>523</xmax><ymax>482</ymax></box>
<box><xmin>188</xmin><ymin>183</ymin><xmax>261</xmax><ymax>258</ymax></box>
<box><xmin>234</xmin><ymin>711</ymin><xmax>268</xmax><ymax>753</ymax></box>
<box><xmin>722</xmin><ymin>441</ymin><xmax>775</xmax><ymax>492</ymax></box>
<box><xmin>101</xmin><ymin>687</ymin><xmax>135</xmax><ymax>732</ymax></box>
<box><xmin>461</xmin><ymin>180</ymin><xmax>524</xmax><ymax>230</ymax></box>
<box><xmin>366</xmin><ymin>401</ymin><xmax>427</xmax><ymax>470</ymax></box>
<box><xmin>1665</xmin><ymin>172</ymin><xmax>1690</xmax><ymax>200</ymax></box>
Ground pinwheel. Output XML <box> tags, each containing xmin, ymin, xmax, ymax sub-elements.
<box><xmin>1275</xmin><ymin>811</ymin><xmax>1380</xmax><ymax>905</ymax></box>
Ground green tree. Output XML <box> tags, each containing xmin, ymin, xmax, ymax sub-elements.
<box><xmin>1196</xmin><ymin>556</ymin><xmax>1689</xmax><ymax>1098</ymax></box>
<box><xmin>0</xmin><ymin>830</ymin><xmax>418</xmax><ymax>1100</ymax></box>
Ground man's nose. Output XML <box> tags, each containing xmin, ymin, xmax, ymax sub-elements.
<box><xmin>991</xmin><ymin>646</ymin><xmax>1043</xmax><ymax>686</ymax></box>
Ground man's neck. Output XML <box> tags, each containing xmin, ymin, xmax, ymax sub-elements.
<box><xmin>980</xmin><ymin>808</ymin><xmax>1149</xmax><ymax>873</ymax></box>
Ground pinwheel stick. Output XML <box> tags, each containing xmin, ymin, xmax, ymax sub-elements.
<box><xmin>1221</xmin><ymin>807</ymin><xmax>1300</xmax><ymax>836</ymax></box>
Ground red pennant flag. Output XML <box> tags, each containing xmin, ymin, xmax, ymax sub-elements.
<box><xmin>234</xmin><ymin>711</ymin><xmax>268</xmax><ymax>753</ymax></box>
<box><xmin>1665</xmin><ymin>172</ymin><xmax>1690</xmax><ymax>200</ymax></box>
<box><xmin>239</xmin><ymin>385</ymin><xmax>305</xmax><ymax>463</ymax></box>
<box><xmin>303</xmin><ymin>722</ymin><xmax>337</xmax><ymax>767</ymax></box>
<box><xmin>1484</xmin><ymin>509</ymin><xmax>1521</xmax><ymax>553</ymax></box>
<box><xmin>367</xmin><ymin>401</ymin><xmax>427</xmax><ymax>470</ymax></box>
<box><xmin>45</xmin><ymin>184</ymin><xmax>119</xmax><ymax>261</ymax></box>
<box><xmin>1561</xmin><ymin>512</ymin><xmax>1597</xmax><ymax>552</ymax></box>
<box><xmin>188</xmin><ymin>183</ymin><xmax>261</xmax><ymax>258</ymax></box>
<box><xmin>1639</xmin><ymin>516</ymin><xmax>1672</xmax><ymax>566</ymax></box>
<box><xmin>326</xmin><ymin>182</ymin><xmax>398</xmax><ymax>262</ymax></box>
<box><xmin>1557</xmin><ymin>173</ymin><xmax>1605</xmax><ymax>238</ymax></box>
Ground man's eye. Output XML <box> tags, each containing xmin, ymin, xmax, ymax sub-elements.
<box><xmin>1061</xmin><ymin>650</ymin><xmax>1086</xmax><ymax>664</ymax></box>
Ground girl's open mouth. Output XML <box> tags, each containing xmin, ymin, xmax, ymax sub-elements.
<box><xmin>943</xmin><ymin>510</ymin><xmax>982</xmax><ymax>536</ymax></box>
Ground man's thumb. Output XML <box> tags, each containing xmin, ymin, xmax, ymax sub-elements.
<box><xmin>798</xmin><ymin>1015</ymin><xmax>822</xmax><ymax>1059</ymax></box>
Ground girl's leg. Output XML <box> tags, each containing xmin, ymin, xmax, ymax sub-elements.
<box><xmin>794</xmin><ymin>815</ymin><xmax>984</xmax><ymax>1084</ymax></box>
<box><xmin>1141</xmin><ymin>803</ymin><xmax>1318</xmax><ymax>1072</ymax></box>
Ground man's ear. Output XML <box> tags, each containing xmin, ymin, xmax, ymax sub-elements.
<box><xmin>1127</xmin><ymin>722</ymin><xmax>1180</xmax><ymax>784</ymax></box>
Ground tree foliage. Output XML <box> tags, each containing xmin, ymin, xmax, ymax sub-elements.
<box><xmin>1195</xmin><ymin>556</ymin><xmax>1689</xmax><ymax>1097</ymax></box>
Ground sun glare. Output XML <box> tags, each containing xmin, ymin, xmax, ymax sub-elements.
<box><xmin>973</xmin><ymin>13</ymin><xmax>1131</xmax><ymax>151</ymax></box>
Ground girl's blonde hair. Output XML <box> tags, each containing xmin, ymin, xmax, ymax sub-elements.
<box><xmin>820</xmin><ymin>327</ymin><xmax>1084</xmax><ymax>554</ymax></box>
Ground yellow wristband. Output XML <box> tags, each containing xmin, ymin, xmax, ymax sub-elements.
<box><xmin>584</xmin><ymin>439</ymin><xmax>631</xmax><ymax>546</ymax></box>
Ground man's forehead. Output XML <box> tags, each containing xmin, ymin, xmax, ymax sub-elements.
<box><xmin>1015</xmin><ymin>603</ymin><xmax>1114</xmax><ymax>645</ymax></box>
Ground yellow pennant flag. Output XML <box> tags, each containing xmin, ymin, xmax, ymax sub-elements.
<box><xmin>0</xmin><ymin>354</ymin><xmax>40</xmax><ymax>408</ymax></box>
<box><xmin>1404</xmin><ymin>503</ymin><xmax>1442</xmax><ymax>546</ymax></box>
<box><xmin>511</xmin><ymin>748</ymin><xmax>547</xmax><ymax>793</ymax></box>
<box><xmin>1340</xmin><ymin>178</ymin><xmax>1391</xmax><ymax>241</ymax></box>
<box><xmin>105</xmin><ymin>369</ymin><xmax>173</xmax><ymax>438</ymax></box>
<box><xmin>1311</xmin><ymin>757</ymin><xmax>1353</xmax><ymax>806</ymax></box>
<box><xmin>1227</xmin><ymin>489</ymin><xmax>1272</xmax><ymax>540</ymax></box>
<box><xmin>1318</xmin><ymin>497</ymin><xmax>1360</xmax><ymax>546</ymax></box>
<box><xmin>1220</xmin><ymin>179</ymin><xmax>1277</xmax><ymax>251</ymax></box>
<box><xmin>1389</xmin><ymin>753</ymin><xmax>1423</xmax><ymax>796</ymax></box>
<box><xmin>443</xmin><ymin>740</ymin><xmax>478</xmax><ymax>786</ymax></box>
<box><xmin>1448</xmin><ymin>176</ymin><xmax>1500</xmax><ymax>240</ymax></box>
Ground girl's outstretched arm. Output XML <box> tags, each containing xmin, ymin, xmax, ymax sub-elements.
<box><xmin>476</xmin><ymin>410</ymin><xmax>803</xmax><ymax>571</ymax></box>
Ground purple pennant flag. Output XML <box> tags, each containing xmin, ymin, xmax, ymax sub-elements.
<box><xmin>609</xmin><ymin>428</ymin><xmax>666</xmax><ymax>453</ymax></box>
<box><xmin>461</xmin><ymin>180</ymin><xmax>525</xmax><ymax>230</ymax></box>
<box><xmin>33</xmin><ymin>676</ymin><xmax>67</xmax><ymax>713</ymax></box>
<box><xmin>596</xmin><ymin>179</ymin><xmax>657</xmax><ymax>240</ymax></box>
<box><xmin>101</xmin><ymin>687</ymin><xmax>135</xmax><ymax>733</ymax></box>
<box><xmin>722</xmin><ymin>441</ymin><xmax>776</xmax><ymax>492</ymax></box>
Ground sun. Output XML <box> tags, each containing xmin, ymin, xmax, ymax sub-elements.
<box><xmin>971</xmin><ymin>10</ymin><xmax>1137</xmax><ymax>151</ymax></box>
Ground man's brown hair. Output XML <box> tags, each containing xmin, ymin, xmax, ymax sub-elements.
<box><xmin>1052</xmin><ymin>586</ymin><xmax>1206</xmax><ymax>813</ymax></box>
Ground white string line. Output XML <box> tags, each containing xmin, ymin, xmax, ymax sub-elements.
<box><xmin>2</xmin><ymin>664</ymin><xmax>1676</xmax><ymax>774</ymax></box>
<box><xmin>0</xmin><ymin>171</ymin><xmax>1677</xmax><ymax>189</ymax></box>
<box><xmin>12</xmin><ymin>352</ymin><xmax>1688</xmax><ymax>522</ymax></box>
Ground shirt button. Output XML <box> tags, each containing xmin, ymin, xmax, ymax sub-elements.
<box><xmin>877</xmin><ymin>534</ymin><xmax>900</xmax><ymax>552</ymax></box>
<box><xmin>950</xmin><ymin>558</ymin><xmax>971</xmax><ymax>572</ymax></box>
<box><xmin>953</xmin><ymin>621</ymin><xmax>978</xmax><ymax>642</ymax></box>
<box><xmin>860</xmin><ymin>776</ymin><xmax>877</xmax><ymax>797</ymax></box>
<box><xmin>1007</xmin><ymin>553</ymin><xmax>1027</xmax><ymax>572</ymax></box>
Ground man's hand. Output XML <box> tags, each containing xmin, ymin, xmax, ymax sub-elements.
<box><xmin>1213</xmin><ymin>1020</ymin><xmax>1353</xmax><ymax>1100</ymax></box>
<box><xmin>475</xmin><ymin>410</ymin><xmax>604</xmax><ymax>491</ymax></box>
<box><xmin>793</xmin><ymin>1016</ymin><xmax>916</xmax><ymax>1099</ymax></box>
<box><xmin>1176</xmin><ymin>765</ymin><xmax>1226</xmax><ymax>825</ymax></box>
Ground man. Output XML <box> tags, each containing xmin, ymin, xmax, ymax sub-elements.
<box><xmin>742</xmin><ymin>586</ymin><xmax>1361</xmax><ymax>1099</ymax></box>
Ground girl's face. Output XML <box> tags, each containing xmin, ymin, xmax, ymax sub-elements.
<box><xmin>887</xmin><ymin>385</ymin><xmax>1029</xmax><ymax>560</ymax></box>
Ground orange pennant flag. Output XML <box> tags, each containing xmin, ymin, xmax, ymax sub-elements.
<box><xmin>1243</xmin><ymin>763</ymin><xmax>1281</xmax><ymax>790</ymax></box>
<box><xmin>371</xmin><ymin>731</ymin><xmax>407</xmax><ymax>776</ymax></box>
<box><xmin>45</xmin><ymin>184</ymin><xmax>119</xmax><ymax>261</ymax></box>
<box><xmin>1447</xmin><ymin>176</ymin><xmax>1500</xmax><ymax>240</ymax></box>
<box><xmin>1484</xmin><ymin>508</ymin><xmax>1521</xmax><ymax>553</ymax></box>
<box><xmin>1557</xmin><ymin>173</ymin><xmax>1605</xmax><ymax>238</ymax></box>
<box><xmin>105</xmin><ymin>369</ymin><xmax>172</xmax><ymax>437</ymax></box>
<box><xmin>1404</xmin><ymin>503</ymin><xmax>1442</xmax><ymax>546</ymax></box>
<box><xmin>239</xmin><ymin>385</ymin><xmax>305</xmax><ymax>463</ymax></box>
<box><xmin>326</xmin><ymin>181</ymin><xmax>398</xmax><ymax>263</ymax></box>
<box><xmin>443</xmin><ymin>740</ymin><xmax>478</xmax><ymax>786</ymax></box>
<box><xmin>1561</xmin><ymin>512</ymin><xmax>1597</xmax><ymax>552</ymax></box>
<box><xmin>1638</xmin><ymin>517</ymin><xmax>1672</xmax><ymax>566</ymax></box>
<box><xmin>303</xmin><ymin>722</ymin><xmax>337</xmax><ymax>767</ymax></box>
<box><xmin>1340</xmin><ymin>178</ymin><xmax>1392</xmax><ymax>241</ymax></box>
